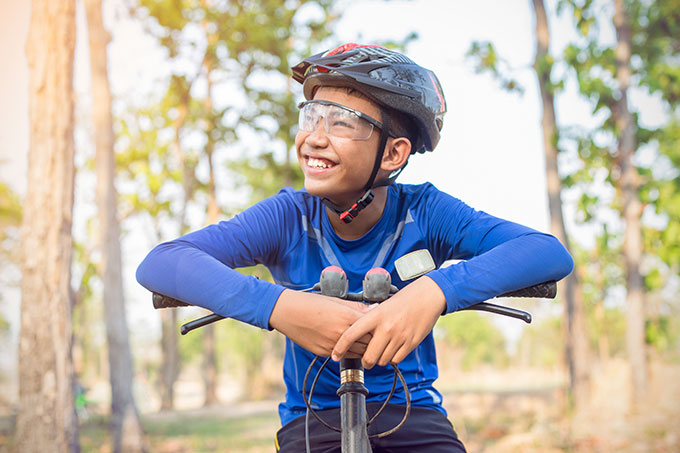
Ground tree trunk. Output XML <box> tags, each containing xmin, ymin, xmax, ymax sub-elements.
<box><xmin>202</xmin><ymin>144</ymin><xmax>220</xmax><ymax>407</ymax></box>
<box><xmin>16</xmin><ymin>0</ymin><xmax>80</xmax><ymax>451</ymax></box>
<box><xmin>160</xmin><ymin>78</ymin><xmax>194</xmax><ymax>410</ymax></box>
<box><xmin>83</xmin><ymin>0</ymin><xmax>148</xmax><ymax>450</ymax></box>
<box><xmin>531</xmin><ymin>0</ymin><xmax>590</xmax><ymax>408</ymax></box>
<box><xmin>613</xmin><ymin>0</ymin><xmax>647</xmax><ymax>406</ymax></box>
<box><xmin>157</xmin><ymin>82</ymin><xmax>190</xmax><ymax>411</ymax></box>
<box><xmin>160</xmin><ymin>309</ymin><xmax>179</xmax><ymax>410</ymax></box>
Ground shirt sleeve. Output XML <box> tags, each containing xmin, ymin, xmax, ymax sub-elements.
<box><xmin>135</xmin><ymin>189</ymin><xmax>301</xmax><ymax>329</ymax></box>
<box><xmin>415</xmin><ymin>185</ymin><xmax>574</xmax><ymax>313</ymax></box>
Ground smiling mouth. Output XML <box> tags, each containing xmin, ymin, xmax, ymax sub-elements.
<box><xmin>306</xmin><ymin>157</ymin><xmax>338</xmax><ymax>169</ymax></box>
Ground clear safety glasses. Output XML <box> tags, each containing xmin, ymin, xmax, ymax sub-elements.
<box><xmin>297</xmin><ymin>100</ymin><xmax>384</xmax><ymax>141</ymax></box>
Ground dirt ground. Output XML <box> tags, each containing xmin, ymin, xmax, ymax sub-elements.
<box><xmin>444</xmin><ymin>359</ymin><xmax>680</xmax><ymax>452</ymax></box>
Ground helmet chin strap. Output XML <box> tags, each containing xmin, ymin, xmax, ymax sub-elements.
<box><xmin>323</xmin><ymin>112</ymin><xmax>404</xmax><ymax>224</ymax></box>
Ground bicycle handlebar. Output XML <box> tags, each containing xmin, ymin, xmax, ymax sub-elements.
<box><xmin>152</xmin><ymin>292</ymin><xmax>190</xmax><ymax>309</ymax></box>
<box><xmin>151</xmin><ymin>280</ymin><xmax>556</xmax><ymax>334</ymax></box>
<box><xmin>151</xmin><ymin>281</ymin><xmax>557</xmax><ymax>312</ymax></box>
<box><xmin>499</xmin><ymin>280</ymin><xmax>556</xmax><ymax>299</ymax></box>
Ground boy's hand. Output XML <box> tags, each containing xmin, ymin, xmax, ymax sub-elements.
<box><xmin>269</xmin><ymin>289</ymin><xmax>375</xmax><ymax>358</ymax></box>
<box><xmin>331</xmin><ymin>276</ymin><xmax>446</xmax><ymax>369</ymax></box>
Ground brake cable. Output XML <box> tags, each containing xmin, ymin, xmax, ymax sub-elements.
<box><xmin>301</xmin><ymin>356</ymin><xmax>411</xmax><ymax>437</ymax></box>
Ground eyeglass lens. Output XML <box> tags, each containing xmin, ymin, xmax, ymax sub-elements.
<box><xmin>299</xmin><ymin>103</ymin><xmax>374</xmax><ymax>140</ymax></box>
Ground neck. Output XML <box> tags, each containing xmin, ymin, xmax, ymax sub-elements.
<box><xmin>326</xmin><ymin>186</ymin><xmax>389</xmax><ymax>240</ymax></box>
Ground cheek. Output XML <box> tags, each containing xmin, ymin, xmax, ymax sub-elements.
<box><xmin>294</xmin><ymin>131</ymin><xmax>306</xmax><ymax>153</ymax></box>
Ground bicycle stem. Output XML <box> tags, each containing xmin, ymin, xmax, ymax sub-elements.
<box><xmin>338</xmin><ymin>358</ymin><xmax>371</xmax><ymax>453</ymax></box>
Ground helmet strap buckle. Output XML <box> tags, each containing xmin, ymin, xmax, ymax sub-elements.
<box><xmin>338</xmin><ymin>190</ymin><xmax>375</xmax><ymax>224</ymax></box>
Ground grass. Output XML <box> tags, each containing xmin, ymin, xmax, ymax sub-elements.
<box><xmin>61</xmin><ymin>411</ymin><xmax>281</xmax><ymax>453</ymax></box>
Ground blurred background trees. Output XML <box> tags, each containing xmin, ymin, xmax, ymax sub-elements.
<box><xmin>467</xmin><ymin>0</ymin><xmax>680</xmax><ymax>415</ymax></box>
<box><xmin>560</xmin><ymin>0</ymin><xmax>680</xmax><ymax>406</ymax></box>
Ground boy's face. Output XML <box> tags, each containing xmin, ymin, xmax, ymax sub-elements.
<box><xmin>295</xmin><ymin>86</ymin><xmax>383</xmax><ymax>208</ymax></box>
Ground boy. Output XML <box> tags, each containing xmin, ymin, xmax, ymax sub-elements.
<box><xmin>136</xmin><ymin>43</ymin><xmax>573</xmax><ymax>452</ymax></box>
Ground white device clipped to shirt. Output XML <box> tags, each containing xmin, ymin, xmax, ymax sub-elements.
<box><xmin>394</xmin><ymin>249</ymin><xmax>436</xmax><ymax>281</ymax></box>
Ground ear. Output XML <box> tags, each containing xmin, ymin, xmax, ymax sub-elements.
<box><xmin>380</xmin><ymin>137</ymin><xmax>411</xmax><ymax>172</ymax></box>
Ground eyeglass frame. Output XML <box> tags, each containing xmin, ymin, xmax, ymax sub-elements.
<box><xmin>297</xmin><ymin>99</ymin><xmax>395</xmax><ymax>141</ymax></box>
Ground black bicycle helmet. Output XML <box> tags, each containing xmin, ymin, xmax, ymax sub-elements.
<box><xmin>291</xmin><ymin>43</ymin><xmax>447</xmax><ymax>155</ymax></box>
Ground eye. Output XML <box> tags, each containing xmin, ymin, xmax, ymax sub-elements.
<box><xmin>300</xmin><ymin>105</ymin><xmax>321</xmax><ymax>127</ymax></box>
<box><xmin>331</xmin><ymin>119</ymin><xmax>355</xmax><ymax>129</ymax></box>
<box><xmin>328</xmin><ymin>110</ymin><xmax>358</xmax><ymax>129</ymax></box>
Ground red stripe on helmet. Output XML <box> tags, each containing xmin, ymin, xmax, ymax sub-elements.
<box><xmin>323</xmin><ymin>43</ymin><xmax>386</xmax><ymax>57</ymax></box>
<box><xmin>427</xmin><ymin>71</ymin><xmax>446</xmax><ymax>113</ymax></box>
<box><xmin>317</xmin><ymin>43</ymin><xmax>387</xmax><ymax>73</ymax></box>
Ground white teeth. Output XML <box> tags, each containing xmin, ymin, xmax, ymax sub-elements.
<box><xmin>308</xmin><ymin>157</ymin><xmax>335</xmax><ymax>169</ymax></box>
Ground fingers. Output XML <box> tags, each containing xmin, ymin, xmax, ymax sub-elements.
<box><xmin>346</xmin><ymin>344</ymin><xmax>367</xmax><ymax>358</ymax></box>
<box><xmin>376</xmin><ymin>338</ymin><xmax>404</xmax><ymax>368</ymax></box>
<box><xmin>331</xmin><ymin>316</ymin><xmax>376</xmax><ymax>361</ymax></box>
<box><xmin>390</xmin><ymin>343</ymin><xmax>413</xmax><ymax>366</ymax></box>
<box><xmin>360</xmin><ymin>334</ymin><xmax>392</xmax><ymax>369</ymax></box>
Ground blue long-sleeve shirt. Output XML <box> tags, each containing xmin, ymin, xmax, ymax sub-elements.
<box><xmin>136</xmin><ymin>182</ymin><xmax>573</xmax><ymax>425</ymax></box>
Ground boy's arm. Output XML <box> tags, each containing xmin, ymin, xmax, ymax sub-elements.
<box><xmin>421</xmin><ymin>189</ymin><xmax>574</xmax><ymax>313</ymax></box>
<box><xmin>136</xmin><ymin>193</ymin><xmax>294</xmax><ymax>329</ymax></box>
<box><xmin>136</xmin><ymin>190</ymin><xmax>376</xmax><ymax>357</ymax></box>
<box><xmin>332</xmin><ymin>185</ymin><xmax>573</xmax><ymax>367</ymax></box>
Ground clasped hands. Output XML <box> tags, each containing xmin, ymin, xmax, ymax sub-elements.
<box><xmin>269</xmin><ymin>276</ymin><xmax>446</xmax><ymax>369</ymax></box>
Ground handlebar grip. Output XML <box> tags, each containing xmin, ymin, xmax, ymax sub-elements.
<box><xmin>152</xmin><ymin>292</ymin><xmax>191</xmax><ymax>309</ymax></box>
<box><xmin>498</xmin><ymin>281</ymin><xmax>557</xmax><ymax>299</ymax></box>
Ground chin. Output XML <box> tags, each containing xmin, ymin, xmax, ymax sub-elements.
<box><xmin>303</xmin><ymin>181</ymin><xmax>329</xmax><ymax>198</ymax></box>
<box><xmin>302</xmin><ymin>181</ymin><xmax>337</xmax><ymax>202</ymax></box>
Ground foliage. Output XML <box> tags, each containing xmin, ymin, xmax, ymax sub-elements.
<box><xmin>0</xmin><ymin>181</ymin><xmax>21</xmax><ymax>267</ymax></box>
<box><xmin>465</xmin><ymin>41</ymin><xmax>526</xmax><ymax>95</ymax></box>
<box><xmin>116</xmin><ymin>101</ymin><xmax>182</xmax><ymax>236</ymax></box>
<box><xmin>468</xmin><ymin>0</ymin><xmax>680</xmax><ymax>365</ymax></box>
<box><xmin>559</xmin><ymin>0</ymin><xmax>679</xmax><ymax>354</ymax></box>
<box><xmin>469</xmin><ymin>0</ymin><xmax>679</xmax><ymax>289</ymax></box>
<box><xmin>123</xmin><ymin>0</ymin><xmax>339</xmax><ymax>210</ymax></box>
<box><xmin>570</xmin><ymin>229</ymin><xmax>626</xmax><ymax>353</ymax></box>
<box><xmin>0</xmin><ymin>181</ymin><xmax>21</xmax><ymax>338</ymax></box>
<box><xmin>557</xmin><ymin>1</ymin><xmax>680</xmax><ymax>375</ymax></box>
<box><xmin>646</xmin><ymin>313</ymin><xmax>680</xmax><ymax>357</ymax></box>
<box><xmin>437</xmin><ymin>311</ymin><xmax>509</xmax><ymax>370</ymax></box>
<box><xmin>0</xmin><ymin>181</ymin><xmax>22</xmax><ymax>226</ymax></box>
<box><xmin>71</xmin><ymin>234</ymin><xmax>106</xmax><ymax>382</ymax></box>
<box><xmin>560</xmin><ymin>0</ymin><xmax>679</xmax><ymax>252</ymax></box>
<box><xmin>644</xmin><ymin>117</ymin><xmax>680</xmax><ymax>276</ymax></box>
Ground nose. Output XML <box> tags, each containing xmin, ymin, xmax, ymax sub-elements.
<box><xmin>305</xmin><ymin>118</ymin><xmax>330</xmax><ymax>147</ymax></box>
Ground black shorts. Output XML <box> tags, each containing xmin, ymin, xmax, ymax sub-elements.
<box><xmin>275</xmin><ymin>403</ymin><xmax>466</xmax><ymax>452</ymax></box>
